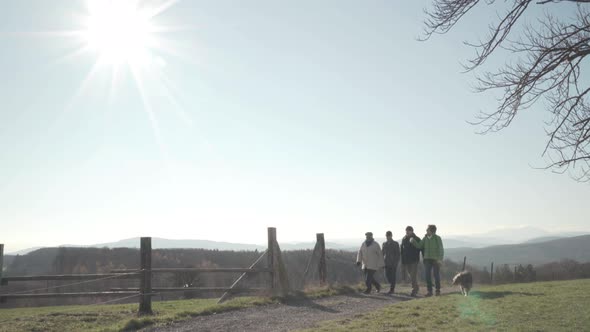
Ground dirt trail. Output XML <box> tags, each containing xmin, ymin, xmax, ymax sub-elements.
<box><xmin>144</xmin><ymin>293</ymin><xmax>414</xmax><ymax>332</ymax></box>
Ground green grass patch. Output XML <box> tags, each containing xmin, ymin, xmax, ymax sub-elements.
<box><xmin>0</xmin><ymin>285</ymin><xmax>359</xmax><ymax>332</ymax></box>
<box><xmin>302</xmin><ymin>279</ymin><xmax>590</xmax><ymax>331</ymax></box>
<box><xmin>0</xmin><ymin>296</ymin><xmax>273</xmax><ymax>332</ymax></box>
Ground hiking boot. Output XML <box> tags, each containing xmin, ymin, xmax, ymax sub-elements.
<box><xmin>425</xmin><ymin>292</ymin><xmax>433</xmax><ymax>297</ymax></box>
<box><xmin>375</xmin><ymin>285</ymin><xmax>381</xmax><ymax>293</ymax></box>
<box><xmin>410</xmin><ymin>290</ymin><xmax>417</xmax><ymax>297</ymax></box>
<box><xmin>387</xmin><ymin>288</ymin><xmax>395</xmax><ymax>295</ymax></box>
<box><xmin>435</xmin><ymin>290</ymin><xmax>441</xmax><ymax>296</ymax></box>
<box><xmin>363</xmin><ymin>289</ymin><xmax>371</xmax><ymax>294</ymax></box>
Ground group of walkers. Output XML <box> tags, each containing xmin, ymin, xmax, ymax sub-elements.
<box><xmin>356</xmin><ymin>225</ymin><xmax>444</xmax><ymax>297</ymax></box>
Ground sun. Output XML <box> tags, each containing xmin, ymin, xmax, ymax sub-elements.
<box><xmin>37</xmin><ymin>0</ymin><xmax>190</xmax><ymax>161</ymax></box>
<box><xmin>83</xmin><ymin>1</ymin><xmax>157</xmax><ymax>66</ymax></box>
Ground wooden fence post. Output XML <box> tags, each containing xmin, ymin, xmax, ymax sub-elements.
<box><xmin>1</xmin><ymin>244</ymin><xmax>5</xmax><ymax>303</ymax></box>
<box><xmin>302</xmin><ymin>242</ymin><xmax>320</xmax><ymax>283</ymax></box>
<box><xmin>267</xmin><ymin>227</ymin><xmax>277</xmax><ymax>292</ymax></box>
<box><xmin>139</xmin><ymin>237</ymin><xmax>153</xmax><ymax>315</ymax></box>
<box><xmin>490</xmin><ymin>262</ymin><xmax>494</xmax><ymax>284</ymax></box>
<box><xmin>514</xmin><ymin>265</ymin><xmax>517</xmax><ymax>282</ymax></box>
<box><xmin>316</xmin><ymin>233</ymin><xmax>327</xmax><ymax>286</ymax></box>
<box><xmin>0</xmin><ymin>244</ymin><xmax>4</xmax><ymax>282</ymax></box>
<box><xmin>462</xmin><ymin>256</ymin><xmax>467</xmax><ymax>271</ymax></box>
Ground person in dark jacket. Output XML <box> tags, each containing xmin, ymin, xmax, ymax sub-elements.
<box><xmin>401</xmin><ymin>226</ymin><xmax>421</xmax><ymax>297</ymax></box>
<box><xmin>382</xmin><ymin>231</ymin><xmax>400</xmax><ymax>294</ymax></box>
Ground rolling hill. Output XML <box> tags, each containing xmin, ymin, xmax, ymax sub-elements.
<box><xmin>2</xmin><ymin>255</ymin><xmax>14</xmax><ymax>271</ymax></box>
<box><xmin>89</xmin><ymin>237</ymin><xmax>266</xmax><ymax>251</ymax></box>
<box><xmin>87</xmin><ymin>238</ymin><xmax>356</xmax><ymax>251</ymax></box>
<box><xmin>524</xmin><ymin>236</ymin><xmax>563</xmax><ymax>243</ymax></box>
<box><xmin>7</xmin><ymin>238</ymin><xmax>357</xmax><ymax>255</ymax></box>
<box><xmin>7</xmin><ymin>231</ymin><xmax>590</xmax><ymax>266</ymax></box>
<box><xmin>446</xmin><ymin>234</ymin><xmax>590</xmax><ymax>267</ymax></box>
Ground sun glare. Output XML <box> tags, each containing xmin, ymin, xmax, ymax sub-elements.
<box><xmin>38</xmin><ymin>0</ymin><xmax>190</xmax><ymax>164</ymax></box>
<box><xmin>83</xmin><ymin>1</ymin><xmax>156</xmax><ymax>66</ymax></box>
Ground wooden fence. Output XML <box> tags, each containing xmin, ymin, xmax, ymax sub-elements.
<box><xmin>301</xmin><ymin>233</ymin><xmax>327</xmax><ymax>286</ymax></box>
<box><xmin>0</xmin><ymin>227</ymin><xmax>323</xmax><ymax>315</ymax></box>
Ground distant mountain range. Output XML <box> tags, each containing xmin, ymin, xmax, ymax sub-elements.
<box><xmin>90</xmin><ymin>238</ymin><xmax>266</xmax><ymax>251</ymax></box>
<box><xmin>6</xmin><ymin>247</ymin><xmax>44</xmax><ymax>256</ymax></box>
<box><xmin>523</xmin><ymin>236</ymin><xmax>564</xmax><ymax>244</ymax></box>
<box><xmin>446</xmin><ymin>235</ymin><xmax>590</xmax><ymax>267</ymax></box>
<box><xmin>321</xmin><ymin>226</ymin><xmax>588</xmax><ymax>250</ymax></box>
<box><xmin>5</xmin><ymin>233</ymin><xmax>590</xmax><ymax>270</ymax></box>
<box><xmin>6</xmin><ymin>226</ymin><xmax>588</xmax><ymax>257</ymax></box>
<box><xmin>5</xmin><ymin>238</ymin><xmax>354</xmax><ymax>255</ymax></box>
<box><xmin>443</xmin><ymin>226</ymin><xmax>588</xmax><ymax>249</ymax></box>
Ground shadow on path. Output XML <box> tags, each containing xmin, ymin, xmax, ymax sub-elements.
<box><xmin>280</xmin><ymin>292</ymin><xmax>410</xmax><ymax>314</ymax></box>
<box><xmin>346</xmin><ymin>293</ymin><xmax>391</xmax><ymax>301</ymax></box>
<box><xmin>282</xmin><ymin>298</ymin><xmax>339</xmax><ymax>313</ymax></box>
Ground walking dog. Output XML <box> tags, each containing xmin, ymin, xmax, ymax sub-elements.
<box><xmin>452</xmin><ymin>271</ymin><xmax>473</xmax><ymax>296</ymax></box>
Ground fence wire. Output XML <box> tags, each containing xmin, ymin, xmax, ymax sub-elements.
<box><xmin>0</xmin><ymin>271</ymin><xmax>140</xmax><ymax>296</ymax></box>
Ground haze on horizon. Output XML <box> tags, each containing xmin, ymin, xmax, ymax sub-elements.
<box><xmin>0</xmin><ymin>0</ymin><xmax>588</xmax><ymax>252</ymax></box>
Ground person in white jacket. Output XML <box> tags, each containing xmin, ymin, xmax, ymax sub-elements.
<box><xmin>356</xmin><ymin>232</ymin><xmax>385</xmax><ymax>294</ymax></box>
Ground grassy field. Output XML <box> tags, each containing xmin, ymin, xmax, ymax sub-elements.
<box><xmin>0</xmin><ymin>296</ymin><xmax>273</xmax><ymax>332</ymax></box>
<box><xmin>303</xmin><ymin>279</ymin><xmax>590</xmax><ymax>331</ymax></box>
<box><xmin>0</xmin><ymin>285</ymin><xmax>359</xmax><ymax>332</ymax></box>
<box><xmin>1</xmin><ymin>281</ymin><xmax>588</xmax><ymax>331</ymax></box>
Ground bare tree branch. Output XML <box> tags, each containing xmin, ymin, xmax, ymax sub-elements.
<box><xmin>423</xmin><ymin>1</ymin><xmax>590</xmax><ymax>181</ymax></box>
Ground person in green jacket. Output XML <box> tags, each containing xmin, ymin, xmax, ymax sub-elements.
<box><xmin>410</xmin><ymin>224</ymin><xmax>444</xmax><ymax>297</ymax></box>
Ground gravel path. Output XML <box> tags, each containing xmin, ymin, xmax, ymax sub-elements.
<box><xmin>145</xmin><ymin>293</ymin><xmax>414</xmax><ymax>332</ymax></box>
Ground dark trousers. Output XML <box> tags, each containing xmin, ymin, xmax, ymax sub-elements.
<box><xmin>364</xmin><ymin>268</ymin><xmax>381</xmax><ymax>291</ymax></box>
<box><xmin>404</xmin><ymin>263</ymin><xmax>419</xmax><ymax>294</ymax></box>
<box><xmin>384</xmin><ymin>265</ymin><xmax>397</xmax><ymax>290</ymax></box>
<box><xmin>424</xmin><ymin>259</ymin><xmax>441</xmax><ymax>292</ymax></box>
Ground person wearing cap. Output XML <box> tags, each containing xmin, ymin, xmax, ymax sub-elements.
<box><xmin>356</xmin><ymin>232</ymin><xmax>384</xmax><ymax>294</ymax></box>
<box><xmin>382</xmin><ymin>231</ymin><xmax>400</xmax><ymax>294</ymax></box>
<box><xmin>401</xmin><ymin>226</ymin><xmax>421</xmax><ymax>297</ymax></box>
<box><xmin>410</xmin><ymin>224</ymin><xmax>444</xmax><ymax>297</ymax></box>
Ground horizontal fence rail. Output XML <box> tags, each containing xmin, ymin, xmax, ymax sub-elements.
<box><xmin>111</xmin><ymin>268</ymin><xmax>272</xmax><ymax>274</ymax></box>
<box><xmin>0</xmin><ymin>228</ymin><xmax>295</xmax><ymax>315</ymax></box>
<box><xmin>110</xmin><ymin>287</ymin><xmax>268</xmax><ymax>292</ymax></box>
<box><xmin>0</xmin><ymin>291</ymin><xmax>140</xmax><ymax>299</ymax></box>
<box><xmin>1</xmin><ymin>273</ymin><xmax>140</xmax><ymax>284</ymax></box>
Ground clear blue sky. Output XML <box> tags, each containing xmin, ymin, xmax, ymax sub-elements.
<box><xmin>0</xmin><ymin>0</ymin><xmax>588</xmax><ymax>251</ymax></box>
